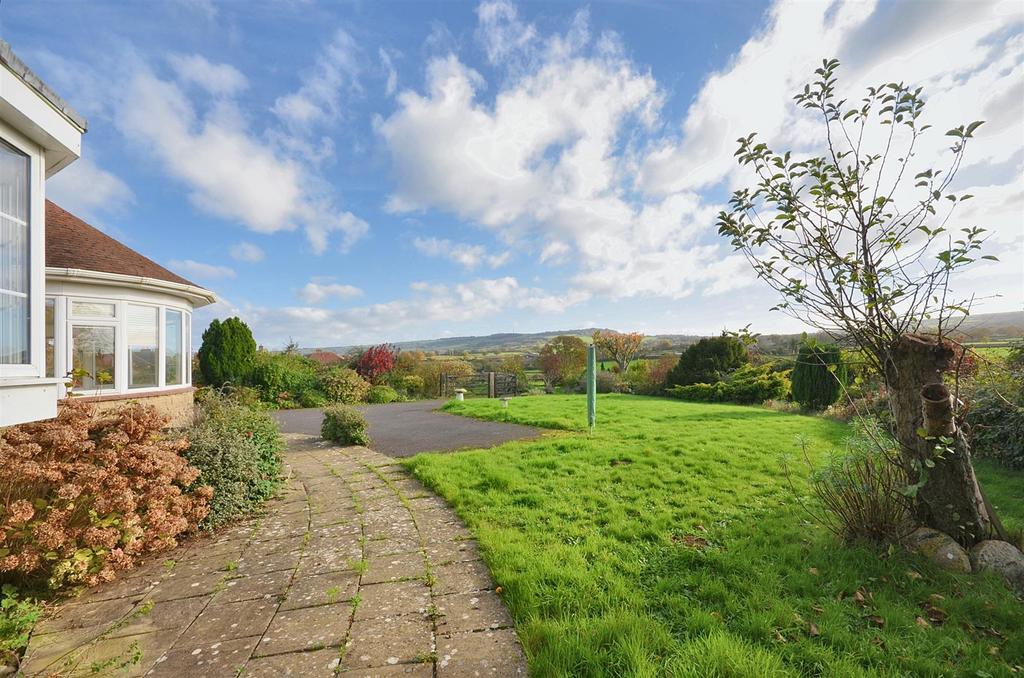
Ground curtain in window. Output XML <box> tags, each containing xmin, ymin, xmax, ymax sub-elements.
<box><xmin>127</xmin><ymin>304</ymin><xmax>158</xmax><ymax>388</ymax></box>
<box><xmin>165</xmin><ymin>309</ymin><xmax>182</xmax><ymax>385</ymax></box>
<box><xmin>0</xmin><ymin>140</ymin><xmax>30</xmax><ymax>366</ymax></box>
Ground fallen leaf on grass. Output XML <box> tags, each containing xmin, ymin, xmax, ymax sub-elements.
<box><xmin>905</xmin><ymin>570</ymin><xmax>922</xmax><ymax>580</ymax></box>
<box><xmin>915</xmin><ymin>616</ymin><xmax>930</xmax><ymax>629</ymax></box>
<box><xmin>673</xmin><ymin>534</ymin><xmax>709</xmax><ymax>549</ymax></box>
<box><xmin>812</xmin><ymin>605</ymin><xmax>824</xmax><ymax>614</ymax></box>
<box><xmin>866</xmin><ymin>615</ymin><xmax>886</xmax><ymax>627</ymax></box>
<box><xmin>808</xmin><ymin>623</ymin><xmax>820</xmax><ymax>637</ymax></box>
<box><xmin>808</xmin><ymin>567</ymin><xmax>819</xmax><ymax>576</ymax></box>
<box><xmin>921</xmin><ymin>602</ymin><xmax>947</xmax><ymax>626</ymax></box>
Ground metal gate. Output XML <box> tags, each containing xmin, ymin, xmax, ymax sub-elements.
<box><xmin>440</xmin><ymin>372</ymin><xmax>520</xmax><ymax>398</ymax></box>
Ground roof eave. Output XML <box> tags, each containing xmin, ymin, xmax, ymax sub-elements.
<box><xmin>46</xmin><ymin>267</ymin><xmax>218</xmax><ymax>308</ymax></box>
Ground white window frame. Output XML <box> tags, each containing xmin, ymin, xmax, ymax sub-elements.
<box><xmin>0</xmin><ymin>123</ymin><xmax>44</xmax><ymax>380</ymax></box>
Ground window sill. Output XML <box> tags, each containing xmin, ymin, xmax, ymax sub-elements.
<box><xmin>63</xmin><ymin>386</ymin><xmax>195</xmax><ymax>404</ymax></box>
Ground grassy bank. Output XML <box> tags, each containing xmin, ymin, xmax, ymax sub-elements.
<box><xmin>405</xmin><ymin>394</ymin><xmax>1023</xmax><ymax>676</ymax></box>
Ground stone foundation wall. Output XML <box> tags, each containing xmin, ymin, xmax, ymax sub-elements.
<box><xmin>61</xmin><ymin>387</ymin><xmax>196</xmax><ymax>428</ymax></box>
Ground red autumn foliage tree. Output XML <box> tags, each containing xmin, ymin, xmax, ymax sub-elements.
<box><xmin>592</xmin><ymin>331</ymin><xmax>646</xmax><ymax>373</ymax></box>
<box><xmin>355</xmin><ymin>344</ymin><xmax>398</xmax><ymax>384</ymax></box>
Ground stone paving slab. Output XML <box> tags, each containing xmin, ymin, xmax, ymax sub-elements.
<box><xmin>19</xmin><ymin>433</ymin><xmax>527</xmax><ymax>677</ymax></box>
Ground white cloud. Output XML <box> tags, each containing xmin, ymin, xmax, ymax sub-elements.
<box><xmin>298</xmin><ymin>281</ymin><xmax>364</xmax><ymax>304</ymax></box>
<box><xmin>169</xmin><ymin>259</ymin><xmax>236</xmax><ymax>279</ymax></box>
<box><xmin>45</xmin><ymin>157</ymin><xmax>135</xmax><ymax>220</ymax></box>
<box><xmin>412</xmin><ymin>236</ymin><xmax>510</xmax><ymax>270</ymax></box>
<box><xmin>168</xmin><ymin>54</ymin><xmax>248</xmax><ymax>95</ymax></box>
<box><xmin>230</xmin><ymin>241</ymin><xmax>265</xmax><ymax>263</ymax></box>
<box><xmin>112</xmin><ymin>56</ymin><xmax>367</xmax><ymax>254</ymax></box>
<box><xmin>476</xmin><ymin>0</ymin><xmax>538</xmax><ymax>65</ymax></box>
<box><xmin>379</xmin><ymin>47</ymin><xmax>399</xmax><ymax>96</ymax></box>
<box><xmin>272</xmin><ymin>29</ymin><xmax>360</xmax><ymax>128</ymax></box>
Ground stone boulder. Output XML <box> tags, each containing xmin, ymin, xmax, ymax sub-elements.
<box><xmin>905</xmin><ymin>527</ymin><xmax>972</xmax><ymax>574</ymax></box>
<box><xmin>971</xmin><ymin>540</ymin><xmax>1024</xmax><ymax>594</ymax></box>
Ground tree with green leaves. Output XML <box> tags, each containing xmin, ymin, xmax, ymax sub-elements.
<box><xmin>717</xmin><ymin>59</ymin><xmax>999</xmax><ymax>546</ymax></box>
<box><xmin>667</xmin><ymin>334</ymin><xmax>748</xmax><ymax>387</ymax></box>
<box><xmin>198</xmin><ymin>317</ymin><xmax>257</xmax><ymax>388</ymax></box>
<box><xmin>791</xmin><ymin>339</ymin><xmax>847</xmax><ymax>411</ymax></box>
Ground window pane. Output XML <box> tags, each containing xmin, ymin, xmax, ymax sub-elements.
<box><xmin>165</xmin><ymin>309</ymin><xmax>182</xmax><ymax>385</ymax></box>
<box><xmin>71</xmin><ymin>301</ymin><xmax>116</xmax><ymax>318</ymax></box>
<box><xmin>184</xmin><ymin>313</ymin><xmax>191</xmax><ymax>384</ymax></box>
<box><xmin>128</xmin><ymin>304</ymin><xmax>158</xmax><ymax>388</ymax></box>
<box><xmin>45</xmin><ymin>298</ymin><xmax>55</xmax><ymax>378</ymax></box>
<box><xmin>0</xmin><ymin>139</ymin><xmax>30</xmax><ymax>366</ymax></box>
<box><xmin>72</xmin><ymin>326</ymin><xmax>115</xmax><ymax>391</ymax></box>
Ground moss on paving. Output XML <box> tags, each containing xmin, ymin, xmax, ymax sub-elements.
<box><xmin>404</xmin><ymin>394</ymin><xmax>1024</xmax><ymax>677</ymax></box>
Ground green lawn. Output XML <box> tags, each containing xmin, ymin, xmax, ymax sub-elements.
<box><xmin>404</xmin><ymin>394</ymin><xmax>1024</xmax><ymax>677</ymax></box>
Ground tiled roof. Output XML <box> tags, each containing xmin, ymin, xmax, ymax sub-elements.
<box><xmin>308</xmin><ymin>350</ymin><xmax>344</xmax><ymax>365</ymax></box>
<box><xmin>45</xmin><ymin>200</ymin><xmax>201</xmax><ymax>288</ymax></box>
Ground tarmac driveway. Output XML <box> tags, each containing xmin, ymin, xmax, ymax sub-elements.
<box><xmin>272</xmin><ymin>399</ymin><xmax>541</xmax><ymax>457</ymax></box>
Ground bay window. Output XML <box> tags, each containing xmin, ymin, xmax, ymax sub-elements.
<box><xmin>0</xmin><ymin>140</ymin><xmax>30</xmax><ymax>367</ymax></box>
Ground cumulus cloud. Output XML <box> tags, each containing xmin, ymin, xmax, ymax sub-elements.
<box><xmin>230</xmin><ymin>241</ymin><xmax>265</xmax><ymax>263</ymax></box>
<box><xmin>298</xmin><ymin>281</ymin><xmax>364</xmax><ymax>304</ymax></box>
<box><xmin>169</xmin><ymin>259</ymin><xmax>236</xmax><ymax>279</ymax></box>
<box><xmin>412</xmin><ymin>236</ymin><xmax>510</xmax><ymax>270</ymax></box>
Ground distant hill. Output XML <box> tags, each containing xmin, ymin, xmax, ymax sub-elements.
<box><xmin>307</xmin><ymin>310</ymin><xmax>1023</xmax><ymax>356</ymax></box>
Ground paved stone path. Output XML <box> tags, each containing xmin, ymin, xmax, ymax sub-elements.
<box><xmin>21</xmin><ymin>434</ymin><xmax>527</xmax><ymax>677</ymax></box>
<box><xmin>274</xmin><ymin>400</ymin><xmax>541</xmax><ymax>457</ymax></box>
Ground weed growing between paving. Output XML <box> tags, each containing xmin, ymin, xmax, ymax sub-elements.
<box><xmin>408</xmin><ymin>394</ymin><xmax>1024</xmax><ymax>676</ymax></box>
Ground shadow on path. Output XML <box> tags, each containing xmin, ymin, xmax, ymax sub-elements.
<box><xmin>272</xmin><ymin>399</ymin><xmax>542</xmax><ymax>458</ymax></box>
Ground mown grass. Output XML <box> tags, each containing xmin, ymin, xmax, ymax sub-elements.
<box><xmin>404</xmin><ymin>394</ymin><xmax>1024</xmax><ymax>677</ymax></box>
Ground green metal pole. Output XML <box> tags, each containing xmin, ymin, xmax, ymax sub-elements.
<box><xmin>587</xmin><ymin>344</ymin><xmax>596</xmax><ymax>430</ymax></box>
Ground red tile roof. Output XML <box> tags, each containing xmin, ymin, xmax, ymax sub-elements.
<box><xmin>45</xmin><ymin>200</ymin><xmax>202</xmax><ymax>289</ymax></box>
<box><xmin>308</xmin><ymin>349</ymin><xmax>344</xmax><ymax>366</ymax></box>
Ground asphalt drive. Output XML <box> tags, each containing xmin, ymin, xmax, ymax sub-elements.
<box><xmin>272</xmin><ymin>399</ymin><xmax>541</xmax><ymax>457</ymax></box>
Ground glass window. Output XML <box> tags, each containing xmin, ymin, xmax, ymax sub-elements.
<box><xmin>184</xmin><ymin>313</ymin><xmax>191</xmax><ymax>384</ymax></box>
<box><xmin>72</xmin><ymin>326</ymin><xmax>115</xmax><ymax>391</ymax></box>
<box><xmin>0</xmin><ymin>140</ymin><xmax>30</xmax><ymax>366</ymax></box>
<box><xmin>165</xmin><ymin>309</ymin><xmax>182</xmax><ymax>386</ymax></box>
<box><xmin>45</xmin><ymin>298</ymin><xmax>55</xmax><ymax>378</ymax></box>
<box><xmin>127</xmin><ymin>304</ymin><xmax>158</xmax><ymax>388</ymax></box>
<box><xmin>71</xmin><ymin>301</ymin><xmax>116</xmax><ymax>318</ymax></box>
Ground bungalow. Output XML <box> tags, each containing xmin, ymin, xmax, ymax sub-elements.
<box><xmin>0</xmin><ymin>40</ymin><xmax>84</xmax><ymax>426</ymax></box>
<box><xmin>45</xmin><ymin>202</ymin><xmax>216</xmax><ymax>425</ymax></box>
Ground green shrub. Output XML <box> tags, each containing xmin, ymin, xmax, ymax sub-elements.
<box><xmin>667</xmin><ymin>334</ymin><xmax>748</xmax><ymax>387</ymax></box>
<box><xmin>367</xmin><ymin>385</ymin><xmax>401</xmax><ymax>404</ymax></box>
<box><xmin>320</xmin><ymin>366</ymin><xmax>370</xmax><ymax>404</ymax></box>
<box><xmin>595</xmin><ymin>370</ymin><xmax>629</xmax><ymax>393</ymax></box>
<box><xmin>397</xmin><ymin>374</ymin><xmax>424</xmax><ymax>397</ymax></box>
<box><xmin>321</xmin><ymin>404</ymin><xmax>370</xmax><ymax>445</ymax></box>
<box><xmin>791</xmin><ymin>340</ymin><xmax>847</xmax><ymax>410</ymax></box>
<box><xmin>667</xmin><ymin>365</ymin><xmax>787</xmax><ymax>404</ymax></box>
<box><xmin>0</xmin><ymin>585</ymin><xmax>41</xmax><ymax>666</ymax></box>
<box><xmin>250</xmin><ymin>350</ymin><xmax>322</xmax><ymax>407</ymax></box>
<box><xmin>185</xmin><ymin>390</ymin><xmax>284</xmax><ymax>528</ymax></box>
<box><xmin>198</xmin><ymin>317</ymin><xmax>257</xmax><ymax>387</ymax></box>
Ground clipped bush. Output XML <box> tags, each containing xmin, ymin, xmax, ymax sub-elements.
<box><xmin>667</xmin><ymin>335</ymin><xmax>748</xmax><ymax>387</ymax></box>
<box><xmin>321</xmin><ymin>366</ymin><xmax>371</xmax><ymax>403</ymax></box>
<box><xmin>596</xmin><ymin>370</ymin><xmax>628</xmax><ymax>394</ymax></box>
<box><xmin>367</xmin><ymin>385</ymin><xmax>401</xmax><ymax>404</ymax></box>
<box><xmin>667</xmin><ymin>365</ymin><xmax>787</xmax><ymax>404</ymax></box>
<box><xmin>185</xmin><ymin>390</ymin><xmax>284</xmax><ymax>528</ymax></box>
<box><xmin>0</xmin><ymin>402</ymin><xmax>211</xmax><ymax>589</ymax></box>
<box><xmin>397</xmin><ymin>374</ymin><xmax>425</xmax><ymax>397</ymax></box>
<box><xmin>321</xmin><ymin>404</ymin><xmax>370</xmax><ymax>446</ymax></box>
<box><xmin>791</xmin><ymin>340</ymin><xmax>847</xmax><ymax>410</ymax></box>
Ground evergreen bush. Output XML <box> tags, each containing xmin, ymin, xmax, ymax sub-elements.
<box><xmin>667</xmin><ymin>335</ymin><xmax>748</xmax><ymax>387</ymax></box>
<box><xmin>791</xmin><ymin>340</ymin><xmax>847</xmax><ymax>410</ymax></box>
<box><xmin>321</xmin><ymin>405</ymin><xmax>370</xmax><ymax>446</ymax></box>
<box><xmin>197</xmin><ymin>317</ymin><xmax>257</xmax><ymax>387</ymax></box>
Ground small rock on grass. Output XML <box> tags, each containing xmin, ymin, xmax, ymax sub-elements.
<box><xmin>971</xmin><ymin>540</ymin><xmax>1024</xmax><ymax>595</ymax></box>
<box><xmin>905</xmin><ymin>527</ymin><xmax>972</xmax><ymax>574</ymax></box>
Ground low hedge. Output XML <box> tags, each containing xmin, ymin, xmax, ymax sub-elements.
<box><xmin>667</xmin><ymin>365</ymin><xmax>789</xmax><ymax>405</ymax></box>
<box><xmin>184</xmin><ymin>389</ymin><xmax>284</xmax><ymax>528</ymax></box>
<box><xmin>367</xmin><ymin>385</ymin><xmax>401</xmax><ymax>404</ymax></box>
<box><xmin>321</xmin><ymin>404</ymin><xmax>370</xmax><ymax>446</ymax></box>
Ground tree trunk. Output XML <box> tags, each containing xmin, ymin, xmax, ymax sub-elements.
<box><xmin>884</xmin><ymin>334</ymin><xmax>991</xmax><ymax>546</ymax></box>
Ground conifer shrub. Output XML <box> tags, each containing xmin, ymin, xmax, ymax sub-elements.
<box><xmin>791</xmin><ymin>340</ymin><xmax>847</xmax><ymax>411</ymax></box>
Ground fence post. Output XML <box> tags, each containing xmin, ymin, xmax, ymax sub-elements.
<box><xmin>488</xmin><ymin>372</ymin><xmax>496</xmax><ymax>398</ymax></box>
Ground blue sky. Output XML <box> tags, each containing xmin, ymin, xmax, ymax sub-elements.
<box><xmin>3</xmin><ymin>0</ymin><xmax>1021</xmax><ymax>348</ymax></box>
